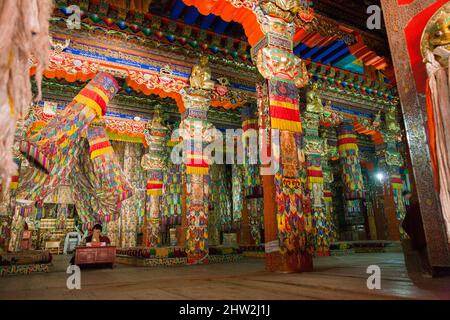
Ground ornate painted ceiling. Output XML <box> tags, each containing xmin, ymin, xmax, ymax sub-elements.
<box><xmin>54</xmin><ymin>0</ymin><xmax>394</xmax><ymax>80</ymax></box>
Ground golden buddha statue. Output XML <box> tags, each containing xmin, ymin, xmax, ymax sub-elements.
<box><xmin>421</xmin><ymin>3</ymin><xmax>450</xmax><ymax>67</ymax></box>
<box><xmin>274</xmin><ymin>0</ymin><xmax>302</xmax><ymax>14</ymax></box>
<box><xmin>421</xmin><ymin>3</ymin><xmax>450</xmax><ymax>242</ymax></box>
<box><xmin>189</xmin><ymin>56</ymin><xmax>215</xmax><ymax>91</ymax></box>
<box><xmin>261</xmin><ymin>0</ymin><xmax>303</xmax><ymax>22</ymax></box>
<box><xmin>306</xmin><ymin>83</ymin><xmax>323</xmax><ymax>114</ymax></box>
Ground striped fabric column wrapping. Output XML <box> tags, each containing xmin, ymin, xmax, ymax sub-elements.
<box><xmin>18</xmin><ymin>73</ymin><xmax>120</xmax><ymax>205</ymax></box>
<box><xmin>20</xmin><ymin>73</ymin><xmax>118</xmax><ymax>174</ymax></box>
<box><xmin>268</xmin><ymin>80</ymin><xmax>302</xmax><ymax>133</ymax></box>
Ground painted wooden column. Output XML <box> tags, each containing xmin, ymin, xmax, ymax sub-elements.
<box><xmin>142</xmin><ymin>111</ymin><xmax>168</xmax><ymax>247</ymax></box>
<box><xmin>180</xmin><ymin>58</ymin><xmax>215</xmax><ymax>264</ymax></box>
<box><xmin>373</xmin><ymin>106</ymin><xmax>407</xmax><ymax>241</ymax></box>
<box><xmin>321</xmin><ymin>144</ymin><xmax>337</xmax><ymax>243</ymax></box>
<box><xmin>381</xmin><ymin>0</ymin><xmax>450</xmax><ymax>270</ymax></box>
<box><xmin>251</xmin><ymin>12</ymin><xmax>312</xmax><ymax>273</ymax></box>
<box><xmin>337</xmin><ymin>120</ymin><xmax>366</xmax><ymax>240</ymax></box>
<box><xmin>241</xmin><ymin>104</ymin><xmax>262</xmax><ymax>246</ymax></box>
<box><xmin>303</xmin><ymin>86</ymin><xmax>330</xmax><ymax>256</ymax></box>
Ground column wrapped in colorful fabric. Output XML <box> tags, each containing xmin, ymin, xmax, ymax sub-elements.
<box><xmin>84</xmin><ymin>124</ymin><xmax>134</xmax><ymax>222</ymax></box>
<box><xmin>242</xmin><ymin>104</ymin><xmax>263</xmax><ymax>245</ymax></box>
<box><xmin>68</xmin><ymin>125</ymin><xmax>133</xmax><ymax>225</ymax></box>
<box><xmin>119</xmin><ymin>143</ymin><xmax>145</xmax><ymax>248</ymax></box>
<box><xmin>18</xmin><ymin>73</ymin><xmax>120</xmax><ymax>205</ymax></box>
<box><xmin>302</xmin><ymin>83</ymin><xmax>334</xmax><ymax>256</ymax></box>
<box><xmin>181</xmin><ymin>80</ymin><xmax>215</xmax><ymax>264</ymax></box>
<box><xmin>232</xmin><ymin>165</ymin><xmax>244</xmax><ymax>229</ymax></box>
<box><xmin>337</xmin><ymin>120</ymin><xmax>366</xmax><ymax>240</ymax></box>
<box><xmin>141</xmin><ymin>111</ymin><xmax>168</xmax><ymax>247</ymax></box>
<box><xmin>268</xmin><ymin>80</ymin><xmax>303</xmax><ymax>133</ymax></box>
<box><xmin>383</xmin><ymin>106</ymin><xmax>407</xmax><ymax>238</ymax></box>
<box><xmin>162</xmin><ymin>163</ymin><xmax>183</xmax><ymax>226</ymax></box>
<box><xmin>252</xmin><ymin>6</ymin><xmax>312</xmax><ymax>271</ymax></box>
<box><xmin>322</xmin><ymin>148</ymin><xmax>337</xmax><ymax>244</ymax></box>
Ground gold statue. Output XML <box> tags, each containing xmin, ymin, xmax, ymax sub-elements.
<box><xmin>273</xmin><ymin>0</ymin><xmax>302</xmax><ymax>14</ymax></box>
<box><xmin>261</xmin><ymin>0</ymin><xmax>304</xmax><ymax>22</ymax></box>
<box><xmin>189</xmin><ymin>56</ymin><xmax>215</xmax><ymax>91</ymax></box>
<box><xmin>385</xmin><ymin>107</ymin><xmax>400</xmax><ymax>133</ymax></box>
<box><xmin>421</xmin><ymin>3</ymin><xmax>450</xmax><ymax>242</ymax></box>
<box><xmin>421</xmin><ymin>3</ymin><xmax>450</xmax><ymax>67</ymax></box>
<box><xmin>306</xmin><ymin>83</ymin><xmax>323</xmax><ymax>114</ymax></box>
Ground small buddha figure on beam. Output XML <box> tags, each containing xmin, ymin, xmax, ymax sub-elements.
<box><xmin>189</xmin><ymin>56</ymin><xmax>215</xmax><ymax>91</ymax></box>
<box><xmin>306</xmin><ymin>83</ymin><xmax>324</xmax><ymax>114</ymax></box>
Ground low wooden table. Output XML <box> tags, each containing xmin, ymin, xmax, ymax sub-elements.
<box><xmin>74</xmin><ymin>246</ymin><xmax>116</xmax><ymax>268</ymax></box>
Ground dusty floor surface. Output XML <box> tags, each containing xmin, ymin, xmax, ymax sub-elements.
<box><xmin>0</xmin><ymin>253</ymin><xmax>449</xmax><ymax>300</ymax></box>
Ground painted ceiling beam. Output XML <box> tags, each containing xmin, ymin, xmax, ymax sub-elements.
<box><xmin>184</xmin><ymin>6</ymin><xmax>200</xmax><ymax>25</ymax></box>
<box><xmin>323</xmin><ymin>47</ymin><xmax>350</xmax><ymax>65</ymax></box>
<box><xmin>313</xmin><ymin>41</ymin><xmax>346</xmax><ymax>62</ymax></box>
<box><xmin>302</xmin><ymin>45</ymin><xmax>325</xmax><ymax>60</ymax></box>
<box><xmin>201</xmin><ymin>13</ymin><xmax>216</xmax><ymax>29</ymax></box>
<box><xmin>214</xmin><ymin>20</ymin><xmax>229</xmax><ymax>34</ymax></box>
<box><xmin>294</xmin><ymin>43</ymin><xmax>309</xmax><ymax>56</ymax></box>
<box><xmin>170</xmin><ymin>0</ymin><xmax>185</xmax><ymax>20</ymax></box>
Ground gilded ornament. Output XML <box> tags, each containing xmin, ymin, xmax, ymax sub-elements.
<box><xmin>306</xmin><ymin>83</ymin><xmax>324</xmax><ymax>114</ymax></box>
<box><xmin>189</xmin><ymin>56</ymin><xmax>215</xmax><ymax>91</ymax></box>
<box><xmin>385</xmin><ymin>106</ymin><xmax>401</xmax><ymax>134</ymax></box>
<box><xmin>421</xmin><ymin>3</ymin><xmax>450</xmax><ymax>67</ymax></box>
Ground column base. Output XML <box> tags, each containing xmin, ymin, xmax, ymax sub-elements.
<box><xmin>238</xmin><ymin>224</ymin><xmax>254</xmax><ymax>246</ymax></box>
<box><xmin>188</xmin><ymin>253</ymin><xmax>209</xmax><ymax>265</ymax></box>
<box><xmin>177</xmin><ymin>226</ymin><xmax>187</xmax><ymax>247</ymax></box>
<box><xmin>265</xmin><ymin>251</ymin><xmax>313</xmax><ymax>273</ymax></box>
<box><xmin>316</xmin><ymin>248</ymin><xmax>331</xmax><ymax>257</ymax></box>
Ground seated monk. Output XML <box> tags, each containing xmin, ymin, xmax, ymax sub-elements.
<box><xmin>83</xmin><ymin>224</ymin><xmax>111</xmax><ymax>246</ymax></box>
<box><xmin>70</xmin><ymin>224</ymin><xmax>111</xmax><ymax>266</ymax></box>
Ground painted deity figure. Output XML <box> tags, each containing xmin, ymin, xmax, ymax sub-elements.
<box><xmin>189</xmin><ymin>56</ymin><xmax>215</xmax><ymax>91</ymax></box>
<box><xmin>385</xmin><ymin>107</ymin><xmax>400</xmax><ymax>133</ymax></box>
<box><xmin>306</xmin><ymin>83</ymin><xmax>324</xmax><ymax>114</ymax></box>
<box><xmin>421</xmin><ymin>3</ymin><xmax>450</xmax><ymax>242</ymax></box>
<box><xmin>261</xmin><ymin>0</ymin><xmax>306</xmax><ymax>22</ymax></box>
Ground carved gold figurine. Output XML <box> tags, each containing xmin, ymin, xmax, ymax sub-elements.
<box><xmin>421</xmin><ymin>3</ymin><xmax>450</xmax><ymax>67</ymax></box>
<box><xmin>306</xmin><ymin>83</ymin><xmax>324</xmax><ymax>114</ymax></box>
<box><xmin>189</xmin><ymin>56</ymin><xmax>215</xmax><ymax>91</ymax></box>
<box><xmin>261</xmin><ymin>0</ymin><xmax>305</xmax><ymax>22</ymax></box>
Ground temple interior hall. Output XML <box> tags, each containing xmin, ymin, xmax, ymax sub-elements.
<box><xmin>0</xmin><ymin>0</ymin><xmax>449</xmax><ymax>300</ymax></box>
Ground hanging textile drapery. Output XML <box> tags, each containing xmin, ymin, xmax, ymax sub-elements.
<box><xmin>19</xmin><ymin>73</ymin><xmax>120</xmax><ymax>206</ymax></box>
<box><xmin>0</xmin><ymin>0</ymin><xmax>53</xmax><ymax>192</ymax></box>
<box><xmin>275</xmin><ymin>130</ymin><xmax>314</xmax><ymax>257</ymax></box>
<box><xmin>18</xmin><ymin>73</ymin><xmax>133</xmax><ymax>231</ymax></box>
<box><xmin>141</xmin><ymin>110</ymin><xmax>168</xmax><ymax>247</ymax></box>
<box><xmin>71</xmin><ymin>123</ymin><xmax>134</xmax><ymax>224</ymax></box>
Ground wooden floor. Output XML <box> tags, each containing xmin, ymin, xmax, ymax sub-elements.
<box><xmin>1</xmin><ymin>253</ymin><xmax>449</xmax><ymax>300</ymax></box>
